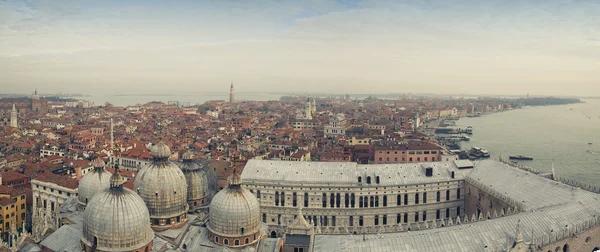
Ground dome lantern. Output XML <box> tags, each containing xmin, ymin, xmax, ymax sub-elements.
<box><xmin>150</xmin><ymin>141</ymin><xmax>171</xmax><ymax>161</ymax></box>
<box><xmin>110</xmin><ymin>166</ymin><xmax>123</xmax><ymax>189</ymax></box>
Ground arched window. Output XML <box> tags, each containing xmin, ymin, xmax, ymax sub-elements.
<box><xmin>397</xmin><ymin>194</ymin><xmax>401</xmax><ymax>206</ymax></box>
<box><xmin>423</xmin><ymin>192</ymin><xmax>427</xmax><ymax>204</ymax></box>
<box><xmin>281</xmin><ymin>192</ymin><xmax>285</xmax><ymax>206</ymax></box>
<box><xmin>422</xmin><ymin>211</ymin><xmax>427</xmax><ymax>221</ymax></box>
<box><xmin>403</xmin><ymin>213</ymin><xmax>408</xmax><ymax>223</ymax></box>
<box><xmin>270</xmin><ymin>231</ymin><xmax>277</xmax><ymax>238</ymax></box>
<box><xmin>436</xmin><ymin>191</ymin><xmax>440</xmax><ymax>202</ymax></box>
<box><xmin>375</xmin><ymin>196</ymin><xmax>379</xmax><ymax>207</ymax></box>
<box><xmin>370</xmin><ymin>196</ymin><xmax>374</xmax><ymax>207</ymax></box>
<box><xmin>446</xmin><ymin>190</ymin><xmax>450</xmax><ymax>201</ymax></box>
<box><xmin>293</xmin><ymin>192</ymin><xmax>297</xmax><ymax>207</ymax></box>
<box><xmin>562</xmin><ymin>244</ymin><xmax>569</xmax><ymax>252</ymax></box>
<box><xmin>359</xmin><ymin>216</ymin><xmax>364</xmax><ymax>226</ymax></box>
<box><xmin>415</xmin><ymin>193</ymin><xmax>419</xmax><ymax>204</ymax></box>
<box><xmin>351</xmin><ymin>193</ymin><xmax>355</xmax><ymax>207</ymax></box>
<box><xmin>344</xmin><ymin>193</ymin><xmax>349</xmax><ymax>208</ymax></box>
<box><xmin>245</xmin><ymin>238</ymin><xmax>249</xmax><ymax>244</ymax></box>
<box><xmin>414</xmin><ymin>212</ymin><xmax>419</xmax><ymax>222</ymax></box>
<box><xmin>358</xmin><ymin>176</ymin><xmax>362</xmax><ymax>183</ymax></box>
<box><xmin>349</xmin><ymin>216</ymin><xmax>354</xmax><ymax>226</ymax></box>
<box><xmin>457</xmin><ymin>188</ymin><xmax>461</xmax><ymax>199</ymax></box>
<box><xmin>404</xmin><ymin>194</ymin><xmax>408</xmax><ymax>205</ymax></box>
<box><xmin>275</xmin><ymin>192</ymin><xmax>280</xmax><ymax>206</ymax></box>
<box><xmin>376</xmin><ymin>176</ymin><xmax>380</xmax><ymax>184</ymax></box>
<box><xmin>234</xmin><ymin>240</ymin><xmax>239</xmax><ymax>246</ymax></box>
<box><xmin>240</xmin><ymin>227</ymin><xmax>244</xmax><ymax>234</ymax></box>
<box><xmin>446</xmin><ymin>208</ymin><xmax>450</xmax><ymax>218</ymax></box>
<box><xmin>359</xmin><ymin>196</ymin><xmax>363</xmax><ymax>208</ymax></box>
<box><xmin>322</xmin><ymin>193</ymin><xmax>327</xmax><ymax>207</ymax></box>
<box><xmin>383</xmin><ymin>195</ymin><xmax>387</xmax><ymax>207</ymax></box>
<box><xmin>336</xmin><ymin>193</ymin><xmax>341</xmax><ymax>208</ymax></box>
<box><xmin>304</xmin><ymin>192</ymin><xmax>309</xmax><ymax>207</ymax></box>
<box><xmin>374</xmin><ymin>215</ymin><xmax>379</xmax><ymax>225</ymax></box>
<box><xmin>436</xmin><ymin>209</ymin><xmax>440</xmax><ymax>219</ymax></box>
<box><xmin>257</xmin><ymin>190</ymin><xmax>261</xmax><ymax>199</ymax></box>
<box><xmin>262</xmin><ymin>213</ymin><xmax>266</xmax><ymax>223</ymax></box>
<box><xmin>366</xmin><ymin>176</ymin><xmax>371</xmax><ymax>184</ymax></box>
<box><xmin>215</xmin><ymin>237</ymin><xmax>219</xmax><ymax>243</ymax></box>
<box><xmin>330</xmin><ymin>193</ymin><xmax>335</xmax><ymax>208</ymax></box>
<box><xmin>224</xmin><ymin>239</ymin><xmax>229</xmax><ymax>245</ymax></box>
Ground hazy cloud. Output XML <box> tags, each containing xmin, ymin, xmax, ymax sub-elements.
<box><xmin>0</xmin><ymin>0</ymin><xmax>598</xmax><ymax>96</ymax></box>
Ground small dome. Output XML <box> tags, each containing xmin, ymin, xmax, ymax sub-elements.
<box><xmin>135</xmin><ymin>144</ymin><xmax>188</xmax><ymax>230</ymax></box>
<box><xmin>82</xmin><ymin>171</ymin><xmax>153</xmax><ymax>251</ymax></box>
<box><xmin>90</xmin><ymin>157</ymin><xmax>106</xmax><ymax>168</ymax></box>
<box><xmin>208</xmin><ymin>171</ymin><xmax>260</xmax><ymax>244</ymax></box>
<box><xmin>78</xmin><ymin>159</ymin><xmax>112</xmax><ymax>207</ymax></box>
<box><xmin>150</xmin><ymin>142</ymin><xmax>171</xmax><ymax>159</ymax></box>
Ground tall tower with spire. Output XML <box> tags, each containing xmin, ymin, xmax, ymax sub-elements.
<box><xmin>229</xmin><ymin>82</ymin><xmax>235</xmax><ymax>105</ymax></box>
<box><xmin>10</xmin><ymin>104</ymin><xmax>17</xmax><ymax>128</ymax></box>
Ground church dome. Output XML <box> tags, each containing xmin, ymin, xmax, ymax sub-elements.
<box><xmin>180</xmin><ymin>151</ymin><xmax>209</xmax><ymax>210</ymax></box>
<box><xmin>208</xmin><ymin>170</ymin><xmax>261</xmax><ymax>247</ymax></box>
<box><xmin>77</xmin><ymin>158</ymin><xmax>112</xmax><ymax>209</ymax></box>
<box><xmin>134</xmin><ymin>142</ymin><xmax>188</xmax><ymax>231</ymax></box>
<box><xmin>81</xmin><ymin>168</ymin><xmax>153</xmax><ymax>251</ymax></box>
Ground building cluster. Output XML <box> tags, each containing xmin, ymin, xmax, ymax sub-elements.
<box><xmin>0</xmin><ymin>88</ymin><xmax>597</xmax><ymax>251</ymax></box>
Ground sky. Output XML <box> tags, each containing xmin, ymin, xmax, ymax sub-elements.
<box><xmin>0</xmin><ymin>0</ymin><xmax>599</xmax><ymax>97</ymax></box>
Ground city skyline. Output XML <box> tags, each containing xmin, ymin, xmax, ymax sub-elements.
<box><xmin>1</xmin><ymin>0</ymin><xmax>599</xmax><ymax>96</ymax></box>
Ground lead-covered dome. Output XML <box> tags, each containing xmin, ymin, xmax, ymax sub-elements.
<box><xmin>81</xmin><ymin>168</ymin><xmax>153</xmax><ymax>251</ymax></box>
<box><xmin>78</xmin><ymin>157</ymin><xmax>112</xmax><ymax>209</ymax></box>
<box><xmin>180</xmin><ymin>151</ymin><xmax>209</xmax><ymax>210</ymax></box>
<box><xmin>208</xmin><ymin>170</ymin><xmax>261</xmax><ymax>247</ymax></box>
<box><xmin>134</xmin><ymin>142</ymin><xmax>188</xmax><ymax>231</ymax></box>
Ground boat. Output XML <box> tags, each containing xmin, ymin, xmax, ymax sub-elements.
<box><xmin>465</xmin><ymin>126</ymin><xmax>473</xmax><ymax>135</ymax></box>
<box><xmin>469</xmin><ymin>147</ymin><xmax>490</xmax><ymax>159</ymax></box>
<box><xmin>480</xmin><ymin>148</ymin><xmax>490</xmax><ymax>158</ymax></box>
<box><xmin>509</xmin><ymin>155</ymin><xmax>534</xmax><ymax>160</ymax></box>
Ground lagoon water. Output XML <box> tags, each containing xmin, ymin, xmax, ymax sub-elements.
<box><xmin>455</xmin><ymin>99</ymin><xmax>600</xmax><ymax>185</ymax></box>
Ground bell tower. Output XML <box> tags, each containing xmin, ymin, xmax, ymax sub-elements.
<box><xmin>10</xmin><ymin>104</ymin><xmax>17</xmax><ymax>128</ymax></box>
<box><xmin>229</xmin><ymin>82</ymin><xmax>235</xmax><ymax>105</ymax></box>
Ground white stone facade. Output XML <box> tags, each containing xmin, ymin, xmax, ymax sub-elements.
<box><xmin>241</xmin><ymin>160</ymin><xmax>467</xmax><ymax>236</ymax></box>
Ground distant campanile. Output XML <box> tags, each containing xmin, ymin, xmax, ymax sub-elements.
<box><xmin>229</xmin><ymin>82</ymin><xmax>234</xmax><ymax>104</ymax></box>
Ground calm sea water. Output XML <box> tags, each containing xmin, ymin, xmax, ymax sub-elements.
<box><xmin>456</xmin><ymin>99</ymin><xmax>600</xmax><ymax>185</ymax></box>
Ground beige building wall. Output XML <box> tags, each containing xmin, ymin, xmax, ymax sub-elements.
<box><xmin>245</xmin><ymin>179</ymin><xmax>464</xmax><ymax>236</ymax></box>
